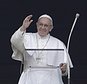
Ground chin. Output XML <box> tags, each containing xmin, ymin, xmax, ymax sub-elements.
<box><xmin>39</xmin><ymin>33</ymin><xmax>47</xmax><ymax>37</ymax></box>
<box><xmin>40</xmin><ymin>34</ymin><xmax>46</xmax><ymax>37</ymax></box>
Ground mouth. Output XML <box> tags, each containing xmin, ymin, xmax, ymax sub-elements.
<box><xmin>39</xmin><ymin>28</ymin><xmax>47</xmax><ymax>32</ymax></box>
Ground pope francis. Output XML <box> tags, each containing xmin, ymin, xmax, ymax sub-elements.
<box><xmin>10</xmin><ymin>14</ymin><xmax>73</xmax><ymax>84</ymax></box>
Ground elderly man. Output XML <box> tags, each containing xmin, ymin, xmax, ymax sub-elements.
<box><xmin>11</xmin><ymin>14</ymin><xmax>73</xmax><ymax>84</ymax></box>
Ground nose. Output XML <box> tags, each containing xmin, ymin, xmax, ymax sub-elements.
<box><xmin>41</xmin><ymin>25</ymin><xmax>45</xmax><ymax>29</ymax></box>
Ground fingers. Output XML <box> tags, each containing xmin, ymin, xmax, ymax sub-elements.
<box><xmin>29</xmin><ymin>19</ymin><xmax>33</xmax><ymax>24</ymax></box>
<box><xmin>27</xmin><ymin>15</ymin><xmax>33</xmax><ymax>20</ymax></box>
<box><xmin>24</xmin><ymin>15</ymin><xmax>33</xmax><ymax>25</ymax></box>
<box><xmin>60</xmin><ymin>63</ymin><xmax>64</xmax><ymax>67</ymax></box>
<box><xmin>60</xmin><ymin>63</ymin><xmax>67</xmax><ymax>67</ymax></box>
<box><xmin>25</xmin><ymin>15</ymin><xmax>33</xmax><ymax>21</ymax></box>
<box><xmin>61</xmin><ymin>64</ymin><xmax>67</xmax><ymax>69</ymax></box>
<box><xmin>60</xmin><ymin>63</ymin><xmax>67</xmax><ymax>73</ymax></box>
<box><xmin>21</xmin><ymin>15</ymin><xmax>33</xmax><ymax>31</ymax></box>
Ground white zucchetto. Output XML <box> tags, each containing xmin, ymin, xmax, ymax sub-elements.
<box><xmin>39</xmin><ymin>14</ymin><xmax>53</xmax><ymax>22</ymax></box>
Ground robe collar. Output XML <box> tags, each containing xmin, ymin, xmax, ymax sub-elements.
<box><xmin>36</xmin><ymin>32</ymin><xmax>50</xmax><ymax>40</ymax></box>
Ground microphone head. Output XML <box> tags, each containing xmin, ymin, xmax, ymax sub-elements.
<box><xmin>76</xmin><ymin>13</ymin><xmax>80</xmax><ymax>18</ymax></box>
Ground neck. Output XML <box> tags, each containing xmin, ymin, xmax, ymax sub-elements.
<box><xmin>37</xmin><ymin>33</ymin><xmax>49</xmax><ymax>38</ymax></box>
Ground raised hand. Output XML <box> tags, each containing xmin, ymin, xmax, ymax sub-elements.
<box><xmin>20</xmin><ymin>15</ymin><xmax>33</xmax><ymax>31</ymax></box>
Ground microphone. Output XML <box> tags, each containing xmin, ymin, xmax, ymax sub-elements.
<box><xmin>76</xmin><ymin>13</ymin><xmax>80</xmax><ymax>18</ymax></box>
<box><xmin>67</xmin><ymin>13</ymin><xmax>80</xmax><ymax>84</ymax></box>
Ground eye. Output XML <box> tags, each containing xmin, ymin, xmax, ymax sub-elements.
<box><xmin>39</xmin><ymin>23</ymin><xmax>43</xmax><ymax>26</ymax></box>
<box><xmin>44</xmin><ymin>24</ymin><xmax>49</xmax><ymax>28</ymax></box>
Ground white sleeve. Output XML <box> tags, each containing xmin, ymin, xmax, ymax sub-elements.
<box><xmin>58</xmin><ymin>41</ymin><xmax>73</xmax><ymax>76</ymax></box>
<box><xmin>58</xmin><ymin>41</ymin><xmax>73</xmax><ymax>68</ymax></box>
<box><xmin>10</xmin><ymin>27</ymin><xmax>25</xmax><ymax>61</ymax></box>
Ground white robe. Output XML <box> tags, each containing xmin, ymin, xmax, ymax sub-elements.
<box><xmin>10</xmin><ymin>27</ymin><xmax>73</xmax><ymax>84</ymax></box>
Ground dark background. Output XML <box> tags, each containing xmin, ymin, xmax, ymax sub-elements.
<box><xmin>0</xmin><ymin>0</ymin><xmax>87</xmax><ymax>84</ymax></box>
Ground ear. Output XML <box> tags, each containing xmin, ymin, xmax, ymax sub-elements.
<box><xmin>49</xmin><ymin>25</ymin><xmax>53</xmax><ymax>32</ymax></box>
<box><xmin>36</xmin><ymin>22</ymin><xmax>39</xmax><ymax>28</ymax></box>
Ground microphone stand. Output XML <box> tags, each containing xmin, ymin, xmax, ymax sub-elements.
<box><xmin>67</xmin><ymin>13</ymin><xmax>80</xmax><ymax>84</ymax></box>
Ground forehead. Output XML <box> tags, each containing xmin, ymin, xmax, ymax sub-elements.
<box><xmin>38</xmin><ymin>17</ymin><xmax>52</xmax><ymax>24</ymax></box>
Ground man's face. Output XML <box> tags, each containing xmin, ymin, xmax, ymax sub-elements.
<box><xmin>36</xmin><ymin>17</ymin><xmax>53</xmax><ymax>37</ymax></box>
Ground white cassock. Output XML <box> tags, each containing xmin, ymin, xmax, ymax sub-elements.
<box><xmin>11</xmin><ymin>27</ymin><xmax>73</xmax><ymax>84</ymax></box>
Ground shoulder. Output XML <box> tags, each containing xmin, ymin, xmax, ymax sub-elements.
<box><xmin>50</xmin><ymin>35</ymin><xmax>63</xmax><ymax>43</ymax></box>
<box><xmin>50</xmin><ymin>35</ymin><xmax>66</xmax><ymax>48</ymax></box>
<box><xmin>24</xmin><ymin>32</ymin><xmax>36</xmax><ymax>36</ymax></box>
<box><xmin>24</xmin><ymin>33</ymin><xmax>36</xmax><ymax>38</ymax></box>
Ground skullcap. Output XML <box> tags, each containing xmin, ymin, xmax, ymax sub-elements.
<box><xmin>39</xmin><ymin>14</ymin><xmax>53</xmax><ymax>22</ymax></box>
